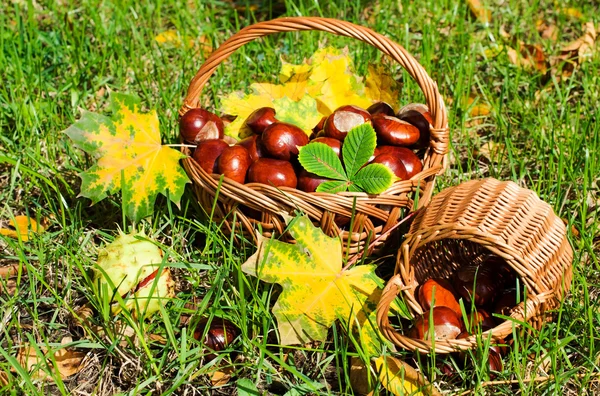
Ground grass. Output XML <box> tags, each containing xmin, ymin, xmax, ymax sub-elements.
<box><xmin>1</xmin><ymin>0</ymin><xmax>599</xmax><ymax>394</ymax></box>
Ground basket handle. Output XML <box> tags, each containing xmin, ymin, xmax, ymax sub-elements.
<box><xmin>180</xmin><ymin>16</ymin><xmax>448</xmax><ymax>157</ymax></box>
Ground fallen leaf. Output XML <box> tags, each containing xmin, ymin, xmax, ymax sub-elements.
<box><xmin>476</xmin><ymin>140</ymin><xmax>507</xmax><ymax>163</ymax></box>
<box><xmin>560</xmin><ymin>7</ymin><xmax>583</xmax><ymax>19</ymax></box>
<box><xmin>210</xmin><ymin>365</ymin><xmax>235</xmax><ymax>387</ymax></box>
<box><xmin>536</xmin><ymin>20</ymin><xmax>559</xmax><ymax>41</ymax></box>
<box><xmin>155</xmin><ymin>30</ymin><xmax>213</xmax><ymax>57</ymax></box>
<box><xmin>375</xmin><ymin>355</ymin><xmax>440</xmax><ymax>396</ymax></box>
<box><xmin>466</xmin><ymin>0</ymin><xmax>491</xmax><ymax>24</ymax></box>
<box><xmin>63</xmin><ymin>93</ymin><xmax>190</xmax><ymax>221</ymax></box>
<box><xmin>241</xmin><ymin>215</ymin><xmax>383</xmax><ymax>347</ymax></box>
<box><xmin>0</xmin><ymin>216</ymin><xmax>45</xmax><ymax>241</ymax></box>
<box><xmin>0</xmin><ymin>279</ymin><xmax>17</xmax><ymax>296</ymax></box>
<box><xmin>506</xmin><ymin>42</ymin><xmax>548</xmax><ymax>73</ymax></box>
<box><xmin>349</xmin><ymin>357</ymin><xmax>374</xmax><ymax>395</ymax></box>
<box><xmin>559</xmin><ymin>22</ymin><xmax>597</xmax><ymax>61</ymax></box>
<box><xmin>0</xmin><ymin>264</ymin><xmax>22</xmax><ymax>278</ymax></box>
<box><xmin>14</xmin><ymin>343</ymin><xmax>85</xmax><ymax>381</ymax></box>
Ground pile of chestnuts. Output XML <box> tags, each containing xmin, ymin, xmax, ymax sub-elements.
<box><xmin>180</xmin><ymin>101</ymin><xmax>431</xmax><ymax>192</ymax></box>
<box><xmin>407</xmin><ymin>255</ymin><xmax>522</xmax><ymax>374</ymax></box>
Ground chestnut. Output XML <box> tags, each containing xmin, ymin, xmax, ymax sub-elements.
<box><xmin>220</xmin><ymin>114</ymin><xmax>237</xmax><ymax>128</ymax></box>
<box><xmin>217</xmin><ymin>145</ymin><xmax>252</xmax><ymax>184</ymax></box>
<box><xmin>367</xmin><ymin>101</ymin><xmax>395</xmax><ymax>116</ymax></box>
<box><xmin>374</xmin><ymin>146</ymin><xmax>423</xmax><ymax>178</ymax></box>
<box><xmin>180</xmin><ymin>108</ymin><xmax>224</xmax><ymax>144</ymax></box>
<box><xmin>370</xmin><ymin>153</ymin><xmax>408</xmax><ymax>180</ymax></box>
<box><xmin>409</xmin><ymin>306</ymin><xmax>463</xmax><ymax>341</ymax></box>
<box><xmin>454</xmin><ymin>264</ymin><xmax>505</xmax><ymax>307</ymax></box>
<box><xmin>494</xmin><ymin>287</ymin><xmax>518</xmax><ymax>316</ymax></box>
<box><xmin>313</xmin><ymin>116</ymin><xmax>327</xmax><ymax>134</ymax></box>
<box><xmin>372</xmin><ymin>114</ymin><xmax>420</xmax><ymax>147</ymax></box>
<box><xmin>324</xmin><ymin>105</ymin><xmax>371</xmax><ymax>141</ymax></box>
<box><xmin>417</xmin><ymin>278</ymin><xmax>462</xmax><ymax>317</ymax></box>
<box><xmin>262</xmin><ymin>122</ymin><xmax>309</xmax><ymax>161</ymax></box>
<box><xmin>397</xmin><ymin>103</ymin><xmax>433</xmax><ymax>150</ymax></box>
<box><xmin>245</xmin><ymin>107</ymin><xmax>278</xmax><ymax>134</ymax></box>
<box><xmin>488</xmin><ymin>349</ymin><xmax>504</xmax><ymax>377</ymax></box>
<box><xmin>192</xmin><ymin>139</ymin><xmax>230</xmax><ymax>174</ymax></box>
<box><xmin>311</xmin><ymin>137</ymin><xmax>342</xmax><ymax>158</ymax></box>
<box><xmin>236</xmin><ymin>134</ymin><xmax>263</xmax><ymax>162</ymax></box>
<box><xmin>247</xmin><ymin>158</ymin><xmax>297</xmax><ymax>188</ymax></box>
<box><xmin>297</xmin><ymin>169</ymin><xmax>330</xmax><ymax>192</ymax></box>
<box><xmin>465</xmin><ymin>309</ymin><xmax>496</xmax><ymax>331</ymax></box>
<box><xmin>194</xmin><ymin>318</ymin><xmax>238</xmax><ymax>351</ymax></box>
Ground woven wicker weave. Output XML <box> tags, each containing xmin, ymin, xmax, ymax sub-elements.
<box><xmin>178</xmin><ymin>17</ymin><xmax>449</xmax><ymax>254</ymax></box>
<box><xmin>376</xmin><ymin>178</ymin><xmax>573</xmax><ymax>354</ymax></box>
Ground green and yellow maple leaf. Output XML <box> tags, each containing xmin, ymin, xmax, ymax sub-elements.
<box><xmin>241</xmin><ymin>214</ymin><xmax>387</xmax><ymax>352</ymax></box>
<box><xmin>64</xmin><ymin>93</ymin><xmax>189</xmax><ymax>222</ymax></box>
<box><xmin>220</xmin><ymin>47</ymin><xmax>401</xmax><ymax>140</ymax></box>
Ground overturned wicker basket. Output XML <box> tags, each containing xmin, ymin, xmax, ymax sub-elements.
<box><xmin>178</xmin><ymin>17</ymin><xmax>449</xmax><ymax>254</ymax></box>
<box><xmin>376</xmin><ymin>178</ymin><xmax>573</xmax><ymax>354</ymax></box>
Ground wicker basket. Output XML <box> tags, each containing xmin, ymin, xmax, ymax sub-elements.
<box><xmin>376</xmin><ymin>178</ymin><xmax>573</xmax><ymax>354</ymax></box>
<box><xmin>179</xmin><ymin>17</ymin><xmax>449</xmax><ymax>254</ymax></box>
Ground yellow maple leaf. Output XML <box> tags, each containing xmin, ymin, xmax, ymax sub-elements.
<box><xmin>375</xmin><ymin>355</ymin><xmax>440</xmax><ymax>396</ymax></box>
<box><xmin>63</xmin><ymin>93</ymin><xmax>189</xmax><ymax>221</ymax></box>
<box><xmin>241</xmin><ymin>215</ymin><xmax>382</xmax><ymax>347</ymax></box>
<box><xmin>365</xmin><ymin>64</ymin><xmax>401</xmax><ymax>110</ymax></box>
<box><xmin>0</xmin><ymin>215</ymin><xmax>45</xmax><ymax>241</ymax></box>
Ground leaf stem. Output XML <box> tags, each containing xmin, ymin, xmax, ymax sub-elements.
<box><xmin>166</xmin><ymin>144</ymin><xmax>196</xmax><ymax>148</ymax></box>
<box><xmin>343</xmin><ymin>210</ymin><xmax>419</xmax><ymax>270</ymax></box>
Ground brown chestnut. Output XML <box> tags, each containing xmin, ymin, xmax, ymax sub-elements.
<box><xmin>194</xmin><ymin>318</ymin><xmax>238</xmax><ymax>351</ymax></box>
<box><xmin>454</xmin><ymin>264</ymin><xmax>504</xmax><ymax>307</ymax></box>
<box><xmin>409</xmin><ymin>307</ymin><xmax>463</xmax><ymax>341</ymax></box>
<box><xmin>262</xmin><ymin>122</ymin><xmax>309</xmax><ymax>161</ymax></box>
<box><xmin>367</xmin><ymin>101</ymin><xmax>395</xmax><ymax>116</ymax></box>
<box><xmin>418</xmin><ymin>278</ymin><xmax>462</xmax><ymax>317</ymax></box>
<box><xmin>397</xmin><ymin>103</ymin><xmax>433</xmax><ymax>150</ymax></box>
<box><xmin>245</xmin><ymin>107</ymin><xmax>278</xmax><ymax>134</ymax></box>
<box><xmin>180</xmin><ymin>108</ymin><xmax>224</xmax><ymax>144</ymax></box>
<box><xmin>374</xmin><ymin>146</ymin><xmax>423</xmax><ymax>178</ymax></box>
<box><xmin>247</xmin><ymin>158</ymin><xmax>297</xmax><ymax>188</ymax></box>
<box><xmin>372</xmin><ymin>114</ymin><xmax>420</xmax><ymax>146</ymax></box>
<box><xmin>324</xmin><ymin>105</ymin><xmax>371</xmax><ymax>141</ymax></box>
<box><xmin>192</xmin><ymin>139</ymin><xmax>230</xmax><ymax>174</ymax></box>
<box><xmin>465</xmin><ymin>309</ymin><xmax>496</xmax><ymax>331</ymax></box>
<box><xmin>236</xmin><ymin>134</ymin><xmax>263</xmax><ymax>162</ymax></box>
<box><xmin>313</xmin><ymin>116</ymin><xmax>327</xmax><ymax>134</ymax></box>
<box><xmin>488</xmin><ymin>349</ymin><xmax>504</xmax><ymax>377</ymax></box>
<box><xmin>220</xmin><ymin>114</ymin><xmax>237</xmax><ymax>128</ymax></box>
<box><xmin>370</xmin><ymin>153</ymin><xmax>409</xmax><ymax>180</ymax></box>
<box><xmin>217</xmin><ymin>145</ymin><xmax>251</xmax><ymax>184</ymax></box>
<box><xmin>297</xmin><ymin>169</ymin><xmax>330</xmax><ymax>192</ymax></box>
<box><xmin>494</xmin><ymin>287</ymin><xmax>518</xmax><ymax>316</ymax></box>
<box><xmin>311</xmin><ymin>137</ymin><xmax>342</xmax><ymax>158</ymax></box>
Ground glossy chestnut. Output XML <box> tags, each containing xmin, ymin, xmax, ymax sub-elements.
<box><xmin>194</xmin><ymin>318</ymin><xmax>238</xmax><ymax>351</ymax></box>
<box><xmin>245</xmin><ymin>107</ymin><xmax>278</xmax><ymax>134</ymax></box>
<box><xmin>313</xmin><ymin>116</ymin><xmax>327</xmax><ymax>134</ymax></box>
<box><xmin>217</xmin><ymin>145</ymin><xmax>251</xmax><ymax>184</ymax></box>
<box><xmin>367</xmin><ymin>101</ymin><xmax>395</xmax><ymax>116</ymax></box>
<box><xmin>297</xmin><ymin>169</ymin><xmax>330</xmax><ymax>192</ymax></box>
<box><xmin>374</xmin><ymin>146</ymin><xmax>423</xmax><ymax>178</ymax></box>
<box><xmin>262</xmin><ymin>122</ymin><xmax>309</xmax><ymax>160</ymax></box>
<box><xmin>247</xmin><ymin>158</ymin><xmax>297</xmax><ymax>188</ymax></box>
<box><xmin>494</xmin><ymin>287</ymin><xmax>518</xmax><ymax>316</ymax></box>
<box><xmin>417</xmin><ymin>278</ymin><xmax>462</xmax><ymax>317</ymax></box>
<box><xmin>180</xmin><ymin>108</ymin><xmax>224</xmax><ymax>144</ymax></box>
<box><xmin>397</xmin><ymin>103</ymin><xmax>433</xmax><ymax>150</ymax></box>
<box><xmin>311</xmin><ymin>137</ymin><xmax>342</xmax><ymax>158</ymax></box>
<box><xmin>409</xmin><ymin>306</ymin><xmax>463</xmax><ymax>341</ymax></box>
<box><xmin>236</xmin><ymin>134</ymin><xmax>263</xmax><ymax>162</ymax></box>
<box><xmin>192</xmin><ymin>139</ymin><xmax>230</xmax><ymax>174</ymax></box>
<box><xmin>454</xmin><ymin>264</ymin><xmax>505</xmax><ymax>306</ymax></box>
<box><xmin>324</xmin><ymin>105</ymin><xmax>371</xmax><ymax>141</ymax></box>
<box><xmin>372</xmin><ymin>114</ymin><xmax>420</xmax><ymax>146</ymax></box>
<box><xmin>465</xmin><ymin>309</ymin><xmax>496</xmax><ymax>331</ymax></box>
<box><xmin>370</xmin><ymin>153</ymin><xmax>408</xmax><ymax>180</ymax></box>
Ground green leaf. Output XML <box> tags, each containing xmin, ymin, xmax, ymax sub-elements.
<box><xmin>316</xmin><ymin>180</ymin><xmax>349</xmax><ymax>193</ymax></box>
<box><xmin>237</xmin><ymin>378</ymin><xmax>260</xmax><ymax>396</ymax></box>
<box><xmin>273</xmin><ymin>96</ymin><xmax>321</xmax><ymax>135</ymax></box>
<box><xmin>298</xmin><ymin>143</ymin><xmax>346</xmax><ymax>180</ymax></box>
<box><xmin>352</xmin><ymin>163</ymin><xmax>395</xmax><ymax>194</ymax></box>
<box><xmin>342</xmin><ymin>124</ymin><xmax>377</xmax><ymax>178</ymax></box>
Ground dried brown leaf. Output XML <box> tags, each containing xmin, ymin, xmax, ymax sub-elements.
<box><xmin>0</xmin><ymin>264</ymin><xmax>21</xmax><ymax>278</ymax></box>
<box><xmin>349</xmin><ymin>357</ymin><xmax>374</xmax><ymax>395</ymax></box>
<box><xmin>210</xmin><ymin>365</ymin><xmax>235</xmax><ymax>387</ymax></box>
<box><xmin>14</xmin><ymin>343</ymin><xmax>85</xmax><ymax>381</ymax></box>
<box><xmin>506</xmin><ymin>42</ymin><xmax>548</xmax><ymax>72</ymax></box>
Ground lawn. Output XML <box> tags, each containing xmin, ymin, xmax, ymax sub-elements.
<box><xmin>1</xmin><ymin>0</ymin><xmax>599</xmax><ymax>395</ymax></box>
